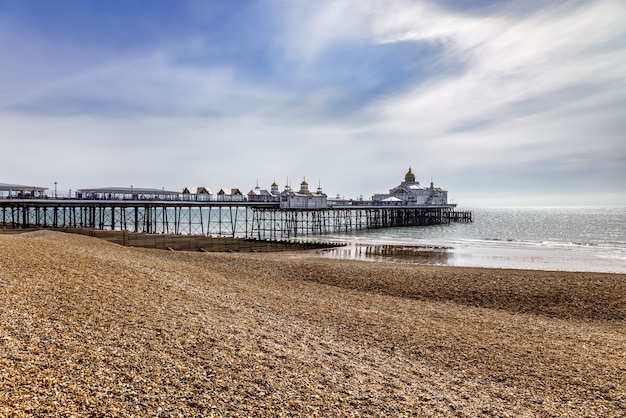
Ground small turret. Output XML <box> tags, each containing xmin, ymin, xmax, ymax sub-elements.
<box><xmin>299</xmin><ymin>178</ymin><xmax>310</xmax><ymax>194</ymax></box>
<box><xmin>271</xmin><ymin>180</ymin><xmax>279</xmax><ymax>195</ymax></box>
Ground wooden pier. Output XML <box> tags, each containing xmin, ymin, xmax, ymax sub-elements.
<box><xmin>0</xmin><ymin>199</ymin><xmax>472</xmax><ymax>239</ymax></box>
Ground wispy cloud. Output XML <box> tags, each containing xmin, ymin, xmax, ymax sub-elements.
<box><xmin>370</xmin><ymin>0</ymin><xmax>626</xmax><ymax>131</ymax></box>
<box><xmin>0</xmin><ymin>0</ymin><xmax>624</xmax><ymax>204</ymax></box>
<box><xmin>354</xmin><ymin>0</ymin><xmax>626</xmax><ymax>199</ymax></box>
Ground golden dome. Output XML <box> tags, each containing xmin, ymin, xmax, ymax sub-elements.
<box><xmin>405</xmin><ymin>167</ymin><xmax>416</xmax><ymax>181</ymax></box>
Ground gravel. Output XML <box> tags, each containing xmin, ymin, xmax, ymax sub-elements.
<box><xmin>1</xmin><ymin>231</ymin><xmax>624</xmax><ymax>416</ymax></box>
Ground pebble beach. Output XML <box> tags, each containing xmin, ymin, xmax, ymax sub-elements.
<box><xmin>1</xmin><ymin>231</ymin><xmax>624</xmax><ymax>416</ymax></box>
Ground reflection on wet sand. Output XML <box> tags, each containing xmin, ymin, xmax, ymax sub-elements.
<box><xmin>321</xmin><ymin>244</ymin><xmax>452</xmax><ymax>265</ymax></box>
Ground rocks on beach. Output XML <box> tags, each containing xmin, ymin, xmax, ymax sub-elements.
<box><xmin>1</xmin><ymin>231</ymin><xmax>624</xmax><ymax>416</ymax></box>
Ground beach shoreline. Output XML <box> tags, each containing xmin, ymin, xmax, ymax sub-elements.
<box><xmin>4</xmin><ymin>225</ymin><xmax>624</xmax><ymax>274</ymax></box>
<box><xmin>316</xmin><ymin>241</ymin><xmax>626</xmax><ymax>274</ymax></box>
<box><xmin>1</xmin><ymin>231</ymin><xmax>624</xmax><ymax>416</ymax></box>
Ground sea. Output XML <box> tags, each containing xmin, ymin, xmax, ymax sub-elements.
<box><xmin>316</xmin><ymin>206</ymin><xmax>626</xmax><ymax>274</ymax></box>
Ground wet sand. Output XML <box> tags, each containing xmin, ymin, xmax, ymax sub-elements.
<box><xmin>1</xmin><ymin>231</ymin><xmax>624</xmax><ymax>416</ymax></box>
<box><xmin>319</xmin><ymin>242</ymin><xmax>626</xmax><ymax>274</ymax></box>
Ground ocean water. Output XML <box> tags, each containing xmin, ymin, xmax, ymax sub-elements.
<box><xmin>318</xmin><ymin>207</ymin><xmax>626</xmax><ymax>274</ymax></box>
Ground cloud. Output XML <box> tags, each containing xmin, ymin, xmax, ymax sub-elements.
<box><xmin>370</xmin><ymin>0</ymin><xmax>626</xmax><ymax>131</ymax></box>
<box><xmin>352</xmin><ymin>1</ymin><xmax>626</xmax><ymax>195</ymax></box>
<box><xmin>0</xmin><ymin>0</ymin><xmax>624</xmax><ymax>205</ymax></box>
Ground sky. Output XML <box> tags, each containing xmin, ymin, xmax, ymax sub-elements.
<box><xmin>1</xmin><ymin>0</ymin><xmax>625</xmax><ymax>206</ymax></box>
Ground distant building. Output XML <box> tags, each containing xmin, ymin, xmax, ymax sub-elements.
<box><xmin>280</xmin><ymin>179</ymin><xmax>327</xmax><ymax>209</ymax></box>
<box><xmin>182</xmin><ymin>186</ymin><xmax>212</xmax><ymax>201</ymax></box>
<box><xmin>372</xmin><ymin>167</ymin><xmax>450</xmax><ymax>205</ymax></box>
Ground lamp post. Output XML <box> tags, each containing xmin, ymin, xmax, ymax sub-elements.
<box><xmin>54</xmin><ymin>182</ymin><xmax>57</xmax><ymax>199</ymax></box>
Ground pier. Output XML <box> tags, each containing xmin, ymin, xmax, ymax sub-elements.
<box><xmin>0</xmin><ymin>199</ymin><xmax>472</xmax><ymax>239</ymax></box>
<box><xmin>1</xmin><ymin>168</ymin><xmax>473</xmax><ymax>239</ymax></box>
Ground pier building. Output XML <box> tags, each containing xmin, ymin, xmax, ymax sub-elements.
<box><xmin>247</xmin><ymin>182</ymin><xmax>280</xmax><ymax>202</ymax></box>
<box><xmin>0</xmin><ymin>183</ymin><xmax>48</xmax><ymax>199</ymax></box>
<box><xmin>182</xmin><ymin>187</ymin><xmax>213</xmax><ymax>201</ymax></box>
<box><xmin>217</xmin><ymin>188</ymin><xmax>244</xmax><ymax>201</ymax></box>
<box><xmin>76</xmin><ymin>187</ymin><xmax>180</xmax><ymax>200</ymax></box>
<box><xmin>279</xmin><ymin>180</ymin><xmax>327</xmax><ymax>209</ymax></box>
<box><xmin>372</xmin><ymin>167</ymin><xmax>450</xmax><ymax>206</ymax></box>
